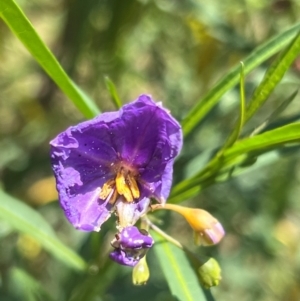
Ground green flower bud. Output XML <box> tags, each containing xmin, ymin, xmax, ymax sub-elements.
<box><xmin>132</xmin><ymin>256</ymin><xmax>150</xmax><ymax>285</ymax></box>
<box><xmin>198</xmin><ymin>258</ymin><xmax>221</xmax><ymax>289</ymax></box>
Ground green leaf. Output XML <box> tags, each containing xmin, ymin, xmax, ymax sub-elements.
<box><xmin>9</xmin><ymin>267</ymin><xmax>56</xmax><ymax>301</ymax></box>
<box><xmin>69</xmin><ymin>261</ymin><xmax>118</xmax><ymax>301</ymax></box>
<box><xmin>216</xmin><ymin>150</ymin><xmax>281</xmax><ymax>182</ymax></box>
<box><xmin>245</xmin><ymin>32</ymin><xmax>300</xmax><ymax>122</ymax></box>
<box><xmin>181</xmin><ymin>22</ymin><xmax>300</xmax><ymax>137</ymax></box>
<box><xmin>177</xmin><ymin>29</ymin><xmax>300</xmax><ymax>203</ymax></box>
<box><xmin>0</xmin><ymin>0</ymin><xmax>100</xmax><ymax>118</ymax></box>
<box><xmin>177</xmin><ymin>35</ymin><xmax>300</xmax><ymax>199</ymax></box>
<box><xmin>218</xmin><ymin>62</ymin><xmax>246</xmax><ymax>154</ymax></box>
<box><xmin>104</xmin><ymin>76</ymin><xmax>122</xmax><ymax>109</ymax></box>
<box><xmin>152</xmin><ymin>232</ymin><xmax>207</xmax><ymax>301</ymax></box>
<box><xmin>170</xmin><ymin>123</ymin><xmax>300</xmax><ymax>203</ymax></box>
<box><xmin>237</xmin><ymin>62</ymin><xmax>246</xmax><ymax>138</ymax></box>
<box><xmin>0</xmin><ymin>190</ymin><xmax>87</xmax><ymax>271</ymax></box>
<box><xmin>250</xmin><ymin>89</ymin><xmax>298</xmax><ymax>136</ymax></box>
<box><xmin>223</xmin><ymin>122</ymin><xmax>300</xmax><ymax>159</ymax></box>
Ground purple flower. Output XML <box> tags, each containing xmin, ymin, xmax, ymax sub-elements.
<box><xmin>50</xmin><ymin>95</ymin><xmax>182</xmax><ymax>231</ymax></box>
<box><xmin>110</xmin><ymin>226</ymin><xmax>154</xmax><ymax>267</ymax></box>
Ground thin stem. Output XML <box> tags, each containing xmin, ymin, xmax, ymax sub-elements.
<box><xmin>151</xmin><ymin>203</ymin><xmax>186</xmax><ymax>212</ymax></box>
<box><xmin>143</xmin><ymin>216</ymin><xmax>206</xmax><ymax>265</ymax></box>
<box><xmin>145</xmin><ymin>217</ymin><xmax>183</xmax><ymax>249</ymax></box>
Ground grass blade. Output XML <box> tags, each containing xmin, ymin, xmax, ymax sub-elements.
<box><xmin>170</xmin><ymin>122</ymin><xmax>300</xmax><ymax>203</ymax></box>
<box><xmin>0</xmin><ymin>0</ymin><xmax>100</xmax><ymax>118</ymax></box>
<box><xmin>9</xmin><ymin>267</ymin><xmax>56</xmax><ymax>301</ymax></box>
<box><xmin>245</xmin><ymin>32</ymin><xmax>300</xmax><ymax>122</ymax></box>
<box><xmin>223</xmin><ymin>122</ymin><xmax>300</xmax><ymax>159</ymax></box>
<box><xmin>0</xmin><ymin>190</ymin><xmax>87</xmax><ymax>271</ymax></box>
<box><xmin>152</xmin><ymin>232</ymin><xmax>207</xmax><ymax>301</ymax></box>
<box><xmin>104</xmin><ymin>76</ymin><xmax>122</xmax><ymax>109</ymax></box>
<box><xmin>218</xmin><ymin>62</ymin><xmax>246</xmax><ymax>154</ymax></box>
<box><xmin>181</xmin><ymin>22</ymin><xmax>300</xmax><ymax>137</ymax></box>
<box><xmin>250</xmin><ymin>90</ymin><xmax>298</xmax><ymax>136</ymax></box>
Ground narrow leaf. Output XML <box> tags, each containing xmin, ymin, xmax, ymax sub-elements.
<box><xmin>250</xmin><ymin>89</ymin><xmax>298</xmax><ymax>136</ymax></box>
<box><xmin>0</xmin><ymin>190</ymin><xmax>87</xmax><ymax>271</ymax></box>
<box><xmin>104</xmin><ymin>76</ymin><xmax>122</xmax><ymax>109</ymax></box>
<box><xmin>0</xmin><ymin>0</ymin><xmax>100</xmax><ymax>118</ymax></box>
<box><xmin>223</xmin><ymin>122</ymin><xmax>300</xmax><ymax>159</ymax></box>
<box><xmin>237</xmin><ymin>62</ymin><xmax>246</xmax><ymax>137</ymax></box>
<box><xmin>181</xmin><ymin>22</ymin><xmax>300</xmax><ymax>137</ymax></box>
<box><xmin>170</xmin><ymin>123</ymin><xmax>300</xmax><ymax>203</ymax></box>
<box><xmin>152</xmin><ymin>232</ymin><xmax>207</xmax><ymax>301</ymax></box>
<box><xmin>9</xmin><ymin>267</ymin><xmax>56</xmax><ymax>301</ymax></box>
<box><xmin>245</xmin><ymin>32</ymin><xmax>300</xmax><ymax>122</ymax></box>
<box><xmin>69</xmin><ymin>261</ymin><xmax>118</xmax><ymax>301</ymax></box>
<box><xmin>218</xmin><ymin>62</ymin><xmax>246</xmax><ymax>154</ymax></box>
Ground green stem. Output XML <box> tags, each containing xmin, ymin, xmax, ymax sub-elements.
<box><xmin>144</xmin><ymin>216</ymin><xmax>206</xmax><ymax>265</ymax></box>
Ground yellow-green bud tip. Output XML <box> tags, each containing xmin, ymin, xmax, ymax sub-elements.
<box><xmin>198</xmin><ymin>258</ymin><xmax>222</xmax><ymax>289</ymax></box>
<box><xmin>132</xmin><ymin>256</ymin><xmax>150</xmax><ymax>285</ymax></box>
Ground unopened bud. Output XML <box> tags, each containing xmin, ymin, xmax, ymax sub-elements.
<box><xmin>132</xmin><ymin>256</ymin><xmax>150</xmax><ymax>285</ymax></box>
<box><xmin>193</xmin><ymin>215</ymin><xmax>225</xmax><ymax>246</ymax></box>
<box><xmin>198</xmin><ymin>258</ymin><xmax>221</xmax><ymax>289</ymax></box>
<box><xmin>183</xmin><ymin>209</ymin><xmax>224</xmax><ymax>246</ymax></box>
<box><xmin>158</xmin><ymin>204</ymin><xmax>225</xmax><ymax>246</ymax></box>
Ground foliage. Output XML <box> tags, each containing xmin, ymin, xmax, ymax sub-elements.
<box><xmin>1</xmin><ymin>0</ymin><xmax>300</xmax><ymax>300</ymax></box>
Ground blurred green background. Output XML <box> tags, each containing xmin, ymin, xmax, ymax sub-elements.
<box><xmin>1</xmin><ymin>0</ymin><xmax>300</xmax><ymax>300</ymax></box>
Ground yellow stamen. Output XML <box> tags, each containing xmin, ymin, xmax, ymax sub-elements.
<box><xmin>127</xmin><ymin>174</ymin><xmax>140</xmax><ymax>199</ymax></box>
<box><xmin>116</xmin><ymin>170</ymin><xmax>133</xmax><ymax>202</ymax></box>
<box><xmin>99</xmin><ymin>167</ymin><xmax>140</xmax><ymax>204</ymax></box>
<box><xmin>99</xmin><ymin>179</ymin><xmax>115</xmax><ymax>200</ymax></box>
<box><xmin>109</xmin><ymin>188</ymin><xmax>119</xmax><ymax>205</ymax></box>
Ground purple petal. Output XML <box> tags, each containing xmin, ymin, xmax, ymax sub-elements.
<box><xmin>109</xmin><ymin>249</ymin><xmax>139</xmax><ymax>267</ymax></box>
<box><xmin>201</xmin><ymin>222</ymin><xmax>225</xmax><ymax>246</ymax></box>
<box><xmin>115</xmin><ymin>95</ymin><xmax>182</xmax><ymax>165</ymax></box>
<box><xmin>115</xmin><ymin>226</ymin><xmax>154</xmax><ymax>249</ymax></box>
<box><xmin>50</xmin><ymin>95</ymin><xmax>182</xmax><ymax>231</ymax></box>
<box><xmin>50</xmin><ymin>115</ymin><xmax>119</xmax><ymax>231</ymax></box>
<box><xmin>55</xmin><ymin>182</ymin><xmax>113</xmax><ymax>231</ymax></box>
<box><xmin>109</xmin><ymin>226</ymin><xmax>154</xmax><ymax>267</ymax></box>
<box><xmin>110</xmin><ymin>95</ymin><xmax>182</xmax><ymax>202</ymax></box>
<box><xmin>141</xmin><ymin>161</ymin><xmax>174</xmax><ymax>203</ymax></box>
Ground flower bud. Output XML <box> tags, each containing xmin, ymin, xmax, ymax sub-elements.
<box><xmin>193</xmin><ymin>216</ymin><xmax>225</xmax><ymax>246</ymax></box>
<box><xmin>181</xmin><ymin>208</ymin><xmax>224</xmax><ymax>246</ymax></box>
<box><xmin>159</xmin><ymin>204</ymin><xmax>225</xmax><ymax>246</ymax></box>
<box><xmin>198</xmin><ymin>258</ymin><xmax>221</xmax><ymax>288</ymax></box>
<box><xmin>132</xmin><ymin>256</ymin><xmax>150</xmax><ymax>285</ymax></box>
